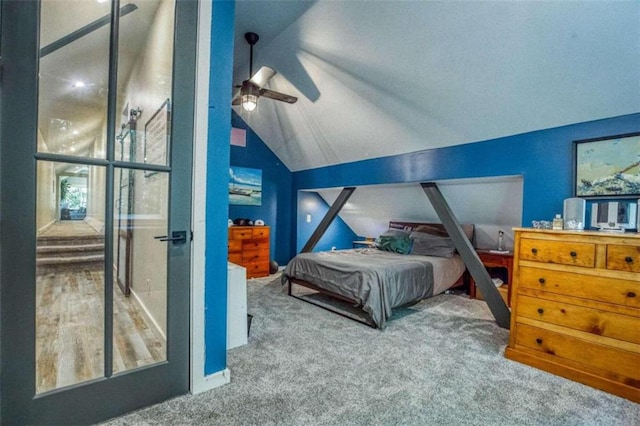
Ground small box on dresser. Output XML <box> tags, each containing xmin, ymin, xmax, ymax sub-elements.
<box><xmin>228</xmin><ymin>226</ymin><xmax>270</xmax><ymax>279</ymax></box>
<box><xmin>505</xmin><ymin>228</ymin><xmax>640</xmax><ymax>403</ymax></box>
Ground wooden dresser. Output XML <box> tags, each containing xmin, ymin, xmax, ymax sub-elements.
<box><xmin>505</xmin><ymin>228</ymin><xmax>640</xmax><ymax>402</ymax></box>
<box><xmin>227</xmin><ymin>226</ymin><xmax>270</xmax><ymax>278</ymax></box>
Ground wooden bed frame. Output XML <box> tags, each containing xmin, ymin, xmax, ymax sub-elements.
<box><xmin>286</xmin><ymin>221</ymin><xmax>472</xmax><ymax>328</ymax></box>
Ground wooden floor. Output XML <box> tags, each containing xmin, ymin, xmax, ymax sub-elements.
<box><xmin>36</xmin><ymin>221</ymin><xmax>166</xmax><ymax>394</ymax></box>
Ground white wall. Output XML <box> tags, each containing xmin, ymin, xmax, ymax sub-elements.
<box><xmin>36</xmin><ymin>130</ymin><xmax>57</xmax><ymax>232</ymax></box>
<box><xmin>118</xmin><ymin>0</ymin><xmax>175</xmax><ymax>337</ymax></box>
<box><xmin>317</xmin><ymin>175</ymin><xmax>523</xmax><ymax>251</ymax></box>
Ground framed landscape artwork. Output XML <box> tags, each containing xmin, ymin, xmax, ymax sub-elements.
<box><xmin>573</xmin><ymin>132</ymin><xmax>640</xmax><ymax>198</ymax></box>
<box><xmin>229</xmin><ymin>166</ymin><xmax>262</xmax><ymax>206</ymax></box>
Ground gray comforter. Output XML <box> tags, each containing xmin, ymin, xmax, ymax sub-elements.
<box><xmin>282</xmin><ymin>249</ymin><xmax>434</xmax><ymax>328</ymax></box>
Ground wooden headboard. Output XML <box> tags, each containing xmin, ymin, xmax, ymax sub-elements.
<box><xmin>388</xmin><ymin>221</ymin><xmax>475</xmax><ymax>241</ymax></box>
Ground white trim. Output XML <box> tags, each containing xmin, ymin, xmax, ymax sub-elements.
<box><xmin>192</xmin><ymin>368</ymin><xmax>231</xmax><ymax>395</ymax></box>
<box><xmin>38</xmin><ymin>219</ymin><xmax>57</xmax><ymax>234</ymax></box>
<box><xmin>130</xmin><ymin>288</ymin><xmax>167</xmax><ymax>340</ymax></box>
<box><xmin>190</xmin><ymin>0</ymin><xmax>227</xmax><ymax>395</ymax></box>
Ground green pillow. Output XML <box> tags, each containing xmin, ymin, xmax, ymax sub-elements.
<box><xmin>375</xmin><ymin>235</ymin><xmax>412</xmax><ymax>254</ymax></box>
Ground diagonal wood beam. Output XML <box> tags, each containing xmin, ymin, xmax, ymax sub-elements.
<box><xmin>301</xmin><ymin>187</ymin><xmax>356</xmax><ymax>253</ymax></box>
<box><xmin>421</xmin><ymin>182</ymin><xmax>511</xmax><ymax>329</ymax></box>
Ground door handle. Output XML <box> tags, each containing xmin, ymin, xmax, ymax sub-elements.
<box><xmin>154</xmin><ymin>230</ymin><xmax>187</xmax><ymax>245</ymax></box>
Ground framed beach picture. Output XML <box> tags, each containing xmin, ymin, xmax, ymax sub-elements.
<box><xmin>573</xmin><ymin>132</ymin><xmax>640</xmax><ymax>198</ymax></box>
<box><xmin>229</xmin><ymin>166</ymin><xmax>262</xmax><ymax>206</ymax></box>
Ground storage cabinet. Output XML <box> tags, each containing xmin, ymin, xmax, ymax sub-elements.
<box><xmin>227</xmin><ymin>226</ymin><xmax>270</xmax><ymax>278</ymax></box>
<box><xmin>505</xmin><ymin>228</ymin><xmax>640</xmax><ymax>403</ymax></box>
<box><xmin>227</xmin><ymin>262</ymin><xmax>247</xmax><ymax>349</ymax></box>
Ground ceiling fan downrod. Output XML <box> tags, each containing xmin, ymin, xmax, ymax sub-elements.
<box><xmin>245</xmin><ymin>32</ymin><xmax>259</xmax><ymax>78</ymax></box>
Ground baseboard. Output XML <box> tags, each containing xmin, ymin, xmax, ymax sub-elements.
<box><xmin>191</xmin><ymin>368</ymin><xmax>231</xmax><ymax>395</ymax></box>
<box><xmin>130</xmin><ymin>289</ymin><xmax>167</xmax><ymax>340</ymax></box>
<box><xmin>38</xmin><ymin>219</ymin><xmax>56</xmax><ymax>234</ymax></box>
<box><xmin>83</xmin><ymin>216</ymin><xmax>104</xmax><ymax>234</ymax></box>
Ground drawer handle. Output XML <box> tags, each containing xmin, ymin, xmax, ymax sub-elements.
<box><xmin>570</xmin><ymin>251</ymin><xmax>577</xmax><ymax>257</ymax></box>
<box><xmin>537</xmin><ymin>308</ymin><xmax>544</xmax><ymax>314</ymax></box>
<box><xmin>628</xmin><ymin>292</ymin><xmax>637</xmax><ymax>298</ymax></box>
<box><xmin>531</xmin><ymin>248</ymin><xmax>538</xmax><ymax>254</ymax></box>
<box><xmin>538</xmin><ymin>278</ymin><xmax>546</xmax><ymax>285</ymax></box>
<box><xmin>625</xmin><ymin>256</ymin><xmax>634</xmax><ymax>264</ymax></box>
<box><xmin>536</xmin><ymin>338</ymin><xmax>543</xmax><ymax>345</ymax></box>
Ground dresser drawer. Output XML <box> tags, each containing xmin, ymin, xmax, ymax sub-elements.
<box><xmin>516</xmin><ymin>294</ymin><xmax>640</xmax><ymax>345</ymax></box>
<box><xmin>514</xmin><ymin>323</ymin><xmax>640</xmax><ymax>383</ymax></box>
<box><xmin>230</xmin><ymin>228</ymin><xmax>254</xmax><ymax>240</ymax></box>
<box><xmin>252</xmin><ymin>227</ymin><xmax>270</xmax><ymax>239</ymax></box>
<box><xmin>228</xmin><ymin>239</ymin><xmax>243</xmax><ymax>252</ymax></box>
<box><xmin>518</xmin><ymin>266</ymin><xmax>640</xmax><ymax>309</ymax></box>
<box><xmin>519</xmin><ymin>238</ymin><xmax>595</xmax><ymax>268</ymax></box>
<box><xmin>228</xmin><ymin>253</ymin><xmax>243</xmax><ymax>264</ymax></box>
<box><xmin>245</xmin><ymin>261</ymin><xmax>269</xmax><ymax>278</ymax></box>
<box><xmin>243</xmin><ymin>240</ymin><xmax>268</xmax><ymax>251</ymax></box>
<box><xmin>242</xmin><ymin>249</ymin><xmax>269</xmax><ymax>263</ymax></box>
<box><xmin>607</xmin><ymin>244</ymin><xmax>640</xmax><ymax>273</ymax></box>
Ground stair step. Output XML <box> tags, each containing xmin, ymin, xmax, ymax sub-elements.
<box><xmin>37</xmin><ymin>235</ymin><xmax>104</xmax><ymax>247</ymax></box>
<box><xmin>36</xmin><ymin>256</ymin><xmax>104</xmax><ymax>274</ymax></box>
<box><xmin>37</xmin><ymin>243</ymin><xmax>104</xmax><ymax>255</ymax></box>
<box><xmin>36</xmin><ymin>254</ymin><xmax>104</xmax><ymax>266</ymax></box>
<box><xmin>37</xmin><ymin>245</ymin><xmax>103</xmax><ymax>253</ymax></box>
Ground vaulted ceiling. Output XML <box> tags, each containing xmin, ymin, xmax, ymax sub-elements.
<box><xmin>233</xmin><ymin>1</ymin><xmax>640</xmax><ymax>172</ymax></box>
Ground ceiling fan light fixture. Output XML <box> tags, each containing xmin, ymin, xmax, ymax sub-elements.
<box><xmin>231</xmin><ymin>31</ymin><xmax>297</xmax><ymax>110</ymax></box>
<box><xmin>241</xmin><ymin>93</ymin><xmax>258</xmax><ymax>112</ymax></box>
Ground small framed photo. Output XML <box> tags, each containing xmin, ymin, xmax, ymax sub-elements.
<box><xmin>573</xmin><ymin>132</ymin><xmax>640</xmax><ymax>198</ymax></box>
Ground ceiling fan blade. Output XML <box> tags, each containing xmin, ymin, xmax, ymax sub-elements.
<box><xmin>250</xmin><ymin>66</ymin><xmax>276</xmax><ymax>88</ymax></box>
<box><xmin>259</xmin><ymin>88</ymin><xmax>298</xmax><ymax>104</ymax></box>
<box><xmin>232</xmin><ymin>95</ymin><xmax>242</xmax><ymax>106</ymax></box>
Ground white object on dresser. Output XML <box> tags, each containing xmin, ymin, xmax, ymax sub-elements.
<box><xmin>227</xmin><ymin>262</ymin><xmax>248</xmax><ymax>350</ymax></box>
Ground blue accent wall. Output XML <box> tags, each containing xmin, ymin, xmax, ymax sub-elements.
<box><xmin>296</xmin><ymin>191</ymin><xmax>358</xmax><ymax>252</ymax></box>
<box><xmin>204</xmin><ymin>0</ymin><xmax>234</xmax><ymax>376</ymax></box>
<box><xmin>291</xmin><ymin>114</ymin><xmax>639</xmax><ymax>260</ymax></box>
<box><xmin>230</xmin><ymin>112</ymin><xmax>294</xmax><ymax>266</ymax></box>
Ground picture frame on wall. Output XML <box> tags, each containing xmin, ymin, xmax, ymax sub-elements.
<box><xmin>143</xmin><ymin>98</ymin><xmax>171</xmax><ymax>177</ymax></box>
<box><xmin>229</xmin><ymin>166</ymin><xmax>262</xmax><ymax>206</ymax></box>
<box><xmin>573</xmin><ymin>132</ymin><xmax>640</xmax><ymax>198</ymax></box>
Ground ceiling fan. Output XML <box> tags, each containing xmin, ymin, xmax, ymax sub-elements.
<box><xmin>232</xmin><ymin>32</ymin><xmax>297</xmax><ymax>112</ymax></box>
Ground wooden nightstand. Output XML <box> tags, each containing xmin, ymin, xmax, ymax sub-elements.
<box><xmin>470</xmin><ymin>249</ymin><xmax>514</xmax><ymax>306</ymax></box>
<box><xmin>353</xmin><ymin>240</ymin><xmax>376</xmax><ymax>248</ymax></box>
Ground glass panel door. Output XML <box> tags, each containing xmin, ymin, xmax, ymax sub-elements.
<box><xmin>112</xmin><ymin>167</ymin><xmax>170</xmax><ymax>374</ymax></box>
<box><xmin>35</xmin><ymin>0</ymin><xmax>176</xmax><ymax>394</ymax></box>
<box><xmin>0</xmin><ymin>0</ymin><xmax>197</xmax><ymax>423</ymax></box>
<box><xmin>36</xmin><ymin>162</ymin><xmax>107</xmax><ymax>393</ymax></box>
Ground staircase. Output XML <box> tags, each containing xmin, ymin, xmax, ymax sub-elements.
<box><xmin>36</xmin><ymin>222</ymin><xmax>105</xmax><ymax>272</ymax></box>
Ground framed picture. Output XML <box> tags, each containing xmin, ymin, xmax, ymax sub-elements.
<box><xmin>573</xmin><ymin>132</ymin><xmax>640</xmax><ymax>198</ymax></box>
<box><xmin>143</xmin><ymin>98</ymin><xmax>171</xmax><ymax>177</ymax></box>
<box><xmin>229</xmin><ymin>166</ymin><xmax>262</xmax><ymax>206</ymax></box>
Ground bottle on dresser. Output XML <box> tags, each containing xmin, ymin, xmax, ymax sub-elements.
<box><xmin>552</xmin><ymin>214</ymin><xmax>563</xmax><ymax>230</ymax></box>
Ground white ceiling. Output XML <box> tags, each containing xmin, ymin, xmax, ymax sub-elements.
<box><xmin>233</xmin><ymin>0</ymin><xmax>640</xmax><ymax>172</ymax></box>
<box><xmin>38</xmin><ymin>1</ymin><xmax>161</xmax><ymax>158</ymax></box>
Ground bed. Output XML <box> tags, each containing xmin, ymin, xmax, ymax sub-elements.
<box><xmin>282</xmin><ymin>221</ymin><xmax>473</xmax><ymax>328</ymax></box>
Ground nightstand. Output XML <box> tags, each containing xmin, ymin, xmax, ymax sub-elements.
<box><xmin>353</xmin><ymin>240</ymin><xmax>376</xmax><ymax>248</ymax></box>
<box><xmin>470</xmin><ymin>249</ymin><xmax>514</xmax><ymax>306</ymax></box>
